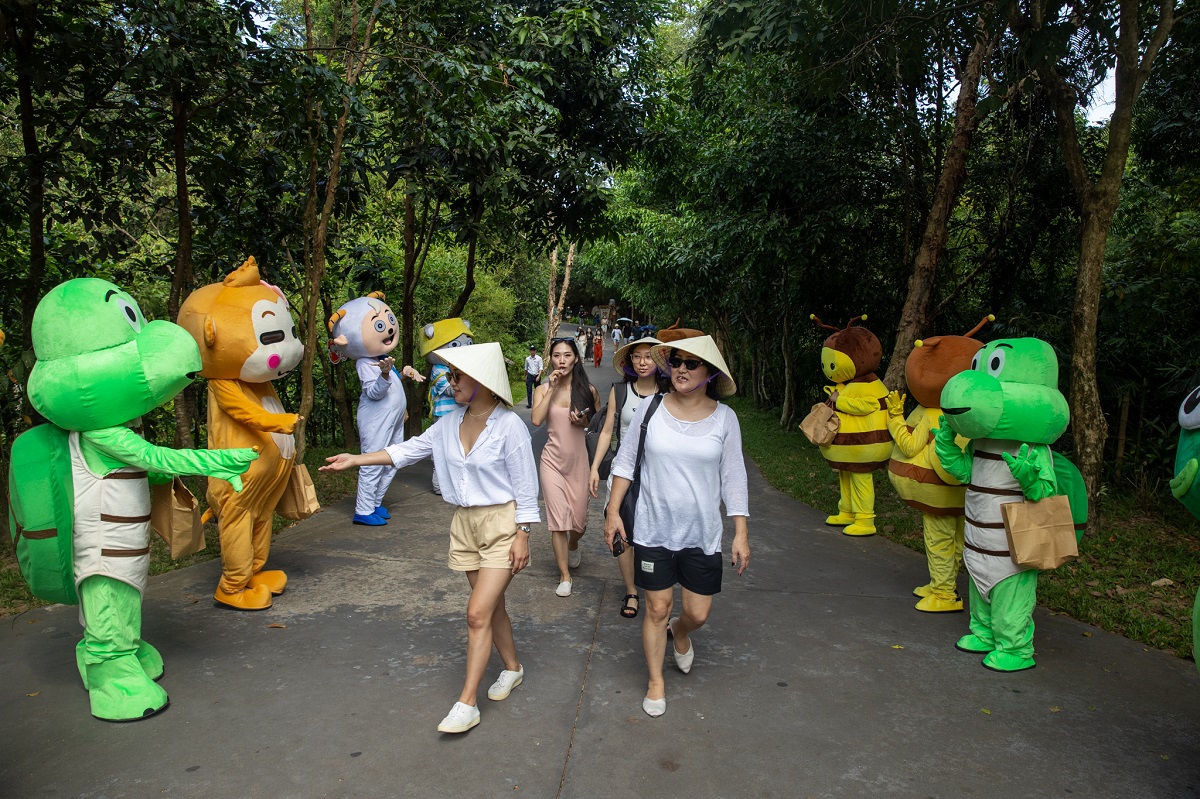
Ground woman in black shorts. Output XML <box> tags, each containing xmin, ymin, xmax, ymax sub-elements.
<box><xmin>604</xmin><ymin>335</ymin><xmax>750</xmax><ymax>717</ymax></box>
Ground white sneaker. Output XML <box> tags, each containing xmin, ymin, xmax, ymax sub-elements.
<box><xmin>555</xmin><ymin>580</ymin><xmax>573</xmax><ymax>597</ymax></box>
<box><xmin>436</xmin><ymin>701</ymin><xmax>480</xmax><ymax>733</ymax></box>
<box><xmin>568</xmin><ymin>547</ymin><xmax>582</xmax><ymax>569</ymax></box>
<box><xmin>642</xmin><ymin>695</ymin><xmax>666</xmax><ymax>717</ymax></box>
<box><xmin>487</xmin><ymin>665</ymin><xmax>524</xmax><ymax>701</ymax></box>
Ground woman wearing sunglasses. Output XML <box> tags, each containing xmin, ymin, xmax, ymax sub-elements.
<box><xmin>588</xmin><ymin>336</ymin><xmax>669</xmax><ymax>619</ymax></box>
<box><xmin>604</xmin><ymin>335</ymin><xmax>750</xmax><ymax>718</ymax></box>
<box><xmin>320</xmin><ymin>342</ymin><xmax>539</xmax><ymax>735</ymax></box>
<box><xmin>532</xmin><ymin>337</ymin><xmax>600</xmax><ymax>596</ymax></box>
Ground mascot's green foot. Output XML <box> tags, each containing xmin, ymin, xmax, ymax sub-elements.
<box><xmin>982</xmin><ymin>650</ymin><xmax>1036</xmax><ymax>673</ymax></box>
<box><xmin>954</xmin><ymin>634</ymin><xmax>994</xmax><ymax>654</ymax></box>
<box><xmin>825</xmin><ymin>513</ymin><xmax>855</xmax><ymax>526</ymax></box>
<box><xmin>86</xmin><ymin>656</ymin><xmax>169</xmax><ymax>721</ymax></box>
<box><xmin>77</xmin><ymin>639</ymin><xmax>164</xmax><ymax>688</ymax></box>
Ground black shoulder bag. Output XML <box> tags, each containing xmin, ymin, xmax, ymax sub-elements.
<box><xmin>618</xmin><ymin>393</ymin><xmax>663</xmax><ymax>543</ymax></box>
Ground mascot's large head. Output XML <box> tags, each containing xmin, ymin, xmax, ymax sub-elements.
<box><xmin>177</xmin><ymin>257</ymin><xmax>303</xmax><ymax>383</ymax></box>
<box><xmin>28</xmin><ymin>278</ymin><xmax>201</xmax><ymax>431</ymax></box>
<box><xmin>940</xmin><ymin>337</ymin><xmax>1069</xmax><ymax>444</ymax></box>
<box><xmin>811</xmin><ymin>314</ymin><xmax>881</xmax><ymax>383</ymax></box>
<box><xmin>905</xmin><ymin>315</ymin><xmax>992</xmax><ymax>408</ymax></box>
<box><xmin>419</xmin><ymin>318</ymin><xmax>473</xmax><ymax>363</ymax></box>
<box><xmin>327</xmin><ymin>292</ymin><xmax>398</xmax><ymax>364</ymax></box>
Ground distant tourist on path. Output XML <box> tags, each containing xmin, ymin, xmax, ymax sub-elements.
<box><xmin>593</xmin><ymin>333</ymin><xmax>604</xmax><ymax>368</ymax></box>
<box><xmin>524</xmin><ymin>345</ymin><xmax>543</xmax><ymax>409</ymax></box>
<box><xmin>321</xmin><ymin>343</ymin><xmax>538</xmax><ymax>735</ymax></box>
<box><xmin>532</xmin><ymin>338</ymin><xmax>599</xmax><ymax>597</ymax></box>
<box><xmin>605</xmin><ymin>335</ymin><xmax>749</xmax><ymax>718</ymax></box>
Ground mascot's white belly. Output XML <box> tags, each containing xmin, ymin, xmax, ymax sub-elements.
<box><xmin>962</xmin><ymin>439</ymin><xmax>1030</xmax><ymax>600</ymax></box>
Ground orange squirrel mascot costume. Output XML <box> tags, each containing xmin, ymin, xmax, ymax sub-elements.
<box><xmin>178</xmin><ymin>258</ymin><xmax>305</xmax><ymax>610</ymax></box>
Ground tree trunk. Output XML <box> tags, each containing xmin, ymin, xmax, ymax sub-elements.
<box><xmin>883</xmin><ymin>15</ymin><xmax>993</xmax><ymax>389</ymax></box>
<box><xmin>447</xmin><ymin>199</ymin><xmax>485</xmax><ymax>318</ymax></box>
<box><xmin>14</xmin><ymin>8</ymin><xmax>45</xmax><ymax>343</ymax></box>
<box><xmin>543</xmin><ymin>242</ymin><xmax>575</xmax><ymax>355</ymax></box>
<box><xmin>321</xmin><ymin>291</ymin><xmax>357</xmax><ymax>449</ymax></box>
<box><xmin>169</xmin><ymin>78</ymin><xmax>196</xmax><ymax>448</ymax></box>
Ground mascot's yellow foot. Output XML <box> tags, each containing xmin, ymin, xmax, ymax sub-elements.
<box><xmin>914</xmin><ymin>594</ymin><xmax>963</xmax><ymax>613</ymax></box>
<box><xmin>214</xmin><ymin>585</ymin><xmax>272</xmax><ymax>611</ymax></box>
<box><xmin>248</xmin><ymin>570</ymin><xmax>288</xmax><ymax>596</ymax></box>
<box><xmin>825</xmin><ymin>513</ymin><xmax>855</xmax><ymax>526</ymax></box>
<box><xmin>913</xmin><ymin>584</ymin><xmax>933</xmax><ymax>598</ymax></box>
<box><xmin>842</xmin><ymin>523</ymin><xmax>876</xmax><ymax>536</ymax></box>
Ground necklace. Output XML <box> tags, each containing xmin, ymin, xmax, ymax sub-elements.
<box><xmin>467</xmin><ymin>400</ymin><xmax>499</xmax><ymax>418</ymax></box>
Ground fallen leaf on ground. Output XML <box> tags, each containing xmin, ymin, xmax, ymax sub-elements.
<box><xmin>891</xmin><ymin>645</ymin><xmax>904</xmax><ymax>649</ymax></box>
<box><xmin>267</xmin><ymin>623</ymin><xmax>286</xmax><ymax>629</ymax></box>
<box><xmin>981</xmin><ymin>708</ymin><xmax>991</xmax><ymax>715</ymax></box>
<box><xmin>1050</xmin><ymin>706</ymin><xmax>1061</xmax><ymax>713</ymax></box>
<box><xmin>1151</xmin><ymin>578</ymin><xmax>1174</xmax><ymax>587</ymax></box>
<box><xmin>26</xmin><ymin>691</ymin><xmax>40</xmax><ymax>697</ymax></box>
<box><xmin>1082</xmin><ymin>631</ymin><xmax>1093</xmax><ymax>637</ymax></box>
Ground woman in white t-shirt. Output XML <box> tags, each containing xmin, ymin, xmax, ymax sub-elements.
<box><xmin>604</xmin><ymin>335</ymin><xmax>749</xmax><ymax>718</ymax></box>
<box><xmin>321</xmin><ymin>343</ymin><xmax>538</xmax><ymax>736</ymax></box>
<box><xmin>588</xmin><ymin>336</ymin><xmax>667</xmax><ymax>619</ymax></box>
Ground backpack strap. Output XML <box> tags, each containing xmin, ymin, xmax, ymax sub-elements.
<box><xmin>611</xmin><ymin>381</ymin><xmax>629</xmax><ymax>446</ymax></box>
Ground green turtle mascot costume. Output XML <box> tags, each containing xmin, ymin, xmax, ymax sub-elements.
<box><xmin>1169</xmin><ymin>383</ymin><xmax>1200</xmax><ymax>673</ymax></box>
<box><xmin>7</xmin><ymin>279</ymin><xmax>257</xmax><ymax>720</ymax></box>
<box><xmin>934</xmin><ymin>338</ymin><xmax>1087</xmax><ymax>672</ymax></box>
<box><xmin>811</xmin><ymin>314</ymin><xmax>891</xmax><ymax>536</ymax></box>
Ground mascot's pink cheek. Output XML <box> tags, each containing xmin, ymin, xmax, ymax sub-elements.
<box><xmin>268</xmin><ymin>354</ymin><xmax>282</xmax><ymax>370</ymax></box>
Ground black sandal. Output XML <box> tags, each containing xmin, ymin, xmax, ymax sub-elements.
<box><xmin>620</xmin><ymin>593</ymin><xmax>639</xmax><ymax>619</ymax></box>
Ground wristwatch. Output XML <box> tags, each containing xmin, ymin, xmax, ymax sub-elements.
<box><xmin>517</xmin><ymin>525</ymin><xmax>532</xmax><ymax>534</ymax></box>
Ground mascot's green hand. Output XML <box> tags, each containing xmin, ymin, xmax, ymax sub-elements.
<box><xmin>885</xmin><ymin>390</ymin><xmax>906</xmax><ymax>417</ymax></box>
<box><xmin>934</xmin><ymin>416</ymin><xmax>971</xmax><ymax>483</ymax></box>
<box><xmin>206</xmin><ymin>448</ymin><xmax>259</xmax><ymax>492</ymax></box>
<box><xmin>1002</xmin><ymin>444</ymin><xmax>1055</xmax><ymax>501</ymax></box>
<box><xmin>1171</xmin><ymin>458</ymin><xmax>1198</xmax><ymax>501</ymax></box>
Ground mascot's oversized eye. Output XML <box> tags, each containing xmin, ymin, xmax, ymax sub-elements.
<box><xmin>449</xmin><ymin>340</ymin><xmax>461</xmax><ymax>348</ymax></box>
<box><xmin>115</xmin><ymin>299</ymin><xmax>142</xmax><ymax>332</ymax></box>
<box><xmin>971</xmin><ymin>354</ymin><xmax>980</xmax><ymax>371</ymax></box>
<box><xmin>374</xmin><ymin>319</ymin><xmax>387</xmax><ymax>333</ymax></box>
<box><xmin>1180</xmin><ymin>385</ymin><xmax>1200</xmax><ymax>430</ymax></box>
<box><xmin>986</xmin><ymin>349</ymin><xmax>1005</xmax><ymax>377</ymax></box>
<box><xmin>388</xmin><ymin>313</ymin><xmax>396</xmax><ymax>326</ymax></box>
<box><xmin>292</xmin><ymin>325</ymin><xmax>297</xmax><ymax>339</ymax></box>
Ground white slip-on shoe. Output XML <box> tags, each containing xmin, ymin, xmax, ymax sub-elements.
<box><xmin>568</xmin><ymin>547</ymin><xmax>582</xmax><ymax>569</ymax></box>
<box><xmin>555</xmin><ymin>580</ymin><xmax>573</xmax><ymax>597</ymax></box>
<box><xmin>437</xmin><ymin>701</ymin><xmax>480</xmax><ymax>733</ymax></box>
<box><xmin>642</xmin><ymin>695</ymin><xmax>666</xmax><ymax>717</ymax></box>
<box><xmin>487</xmin><ymin>666</ymin><xmax>524</xmax><ymax>701</ymax></box>
<box><xmin>668</xmin><ymin>619</ymin><xmax>694</xmax><ymax>674</ymax></box>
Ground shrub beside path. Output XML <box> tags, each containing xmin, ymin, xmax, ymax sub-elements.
<box><xmin>2</xmin><ymin>328</ymin><xmax>1199</xmax><ymax>798</ymax></box>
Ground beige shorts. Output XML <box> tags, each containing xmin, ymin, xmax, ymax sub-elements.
<box><xmin>449</xmin><ymin>501</ymin><xmax>518</xmax><ymax>571</ymax></box>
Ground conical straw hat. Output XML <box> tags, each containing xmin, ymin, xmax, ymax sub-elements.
<box><xmin>650</xmin><ymin>335</ymin><xmax>737</xmax><ymax>398</ymax></box>
<box><xmin>612</xmin><ymin>336</ymin><xmax>663</xmax><ymax>377</ymax></box>
<box><xmin>438</xmin><ymin>342</ymin><xmax>514</xmax><ymax>406</ymax></box>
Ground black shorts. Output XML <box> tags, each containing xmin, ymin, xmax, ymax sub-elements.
<box><xmin>632</xmin><ymin>544</ymin><xmax>723</xmax><ymax>595</ymax></box>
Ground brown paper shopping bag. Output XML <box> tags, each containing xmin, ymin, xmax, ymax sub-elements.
<box><xmin>150</xmin><ymin>478</ymin><xmax>205</xmax><ymax>559</ymax></box>
<box><xmin>800</xmin><ymin>400</ymin><xmax>840</xmax><ymax>446</ymax></box>
<box><xmin>276</xmin><ymin>464</ymin><xmax>321</xmax><ymax>521</ymax></box>
<box><xmin>1001</xmin><ymin>494</ymin><xmax>1078</xmax><ymax>570</ymax></box>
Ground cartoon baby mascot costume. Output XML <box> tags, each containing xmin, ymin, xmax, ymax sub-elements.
<box><xmin>8</xmin><ymin>279</ymin><xmax>257</xmax><ymax>720</ymax></box>
<box><xmin>328</xmin><ymin>292</ymin><xmax>425</xmax><ymax>525</ymax></box>
<box><xmin>419</xmin><ymin>318</ymin><xmax>474</xmax><ymax>494</ymax></box>
<box><xmin>812</xmin><ymin>314</ymin><xmax>891</xmax><ymax>536</ymax></box>
<box><xmin>178</xmin><ymin>257</ymin><xmax>305</xmax><ymax>611</ymax></box>
<box><xmin>1169</xmin><ymin>383</ymin><xmax>1200</xmax><ymax>673</ymax></box>
<box><xmin>886</xmin><ymin>316</ymin><xmax>992</xmax><ymax>612</ymax></box>
<box><xmin>935</xmin><ymin>338</ymin><xmax>1087</xmax><ymax>672</ymax></box>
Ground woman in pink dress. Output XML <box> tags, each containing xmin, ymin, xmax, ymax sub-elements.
<box><xmin>532</xmin><ymin>338</ymin><xmax>599</xmax><ymax>596</ymax></box>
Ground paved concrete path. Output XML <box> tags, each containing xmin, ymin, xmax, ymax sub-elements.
<box><xmin>3</xmin><ymin>326</ymin><xmax>1200</xmax><ymax>798</ymax></box>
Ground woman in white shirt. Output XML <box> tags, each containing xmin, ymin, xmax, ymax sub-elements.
<box><xmin>604</xmin><ymin>335</ymin><xmax>750</xmax><ymax>718</ymax></box>
<box><xmin>588</xmin><ymin>336</ymin><xmax>667</xmax><ymax>619</ymax></box>
<box><xmin>321</xmin><ymin>342</ymin><xmax>538</xmax><ymax>735</ymax></box>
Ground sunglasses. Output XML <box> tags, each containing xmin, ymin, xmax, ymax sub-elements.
<box><xmin>448</xmin><ymin>369</ymin><xmax>464</xmax><ymax>382</ymax></box>
<box><xmin>668</xmin><ymin>355</ymin><xmax>705</xmax><ymax>370</ymax></box>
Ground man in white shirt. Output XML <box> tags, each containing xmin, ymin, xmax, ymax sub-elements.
<box><xmin>524</xmin><ymin>346</ymin><xmax>543</xmax><ymax>408</ymax></box>
<box><xmin>612</xmin><ymin>327</ymin><xmax>622</xmax><ymax>346</ymax></box>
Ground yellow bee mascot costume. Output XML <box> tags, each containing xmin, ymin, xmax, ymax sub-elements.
<box><xmin>886</xmin><ymin>316</ymin><xmax>991</xmax><ymax>611</ymax></box>
<box><xmin>178</xmin><ymin>257</ymin><xmax>305</xmax><ymax>610</ymax></box>
<box><xmin>812</xmin><ymin>314</ymin><xmax>890</xmax><ymax>536</ymax></box>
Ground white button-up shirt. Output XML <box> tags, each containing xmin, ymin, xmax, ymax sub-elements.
<box><xmin>385</xmin><ymin>405</ymin><xmax>541</xmax><ymax>524</ymax></box>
